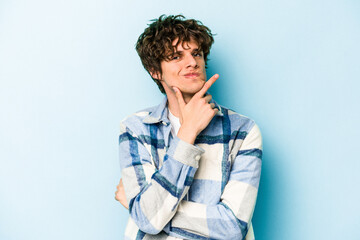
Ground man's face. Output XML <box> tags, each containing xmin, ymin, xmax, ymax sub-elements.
<box><xmin>153</xmin><ymin>39</ymin><xmax>207</xmax><ymax>98</ymax></box>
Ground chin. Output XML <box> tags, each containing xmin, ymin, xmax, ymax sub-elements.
<box><xmin>183</xmin><ymin>87</ymin><xmax>203</xmax><ymax>96</ymax></box>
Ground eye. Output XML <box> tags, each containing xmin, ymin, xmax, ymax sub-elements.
<box><xmin>193</xmin><ymin>52</ymin><xmax>203</xmax><ymax>57</ymax></box>
<box><xmin>168</xmin><ymin>53</ymin><xmax>181</xmax><ymax>61</ymax></box>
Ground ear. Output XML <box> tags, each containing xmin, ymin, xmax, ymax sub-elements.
<box><xmin>150</xmin><ymin>71</ymin><xmax>161</xmax><ymax>80</ymax></box>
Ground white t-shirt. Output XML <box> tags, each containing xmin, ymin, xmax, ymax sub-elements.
<box><xmin>167</xmin><ymin>108</ymin><xmax>181</xmax><ymax>137</ymax></box>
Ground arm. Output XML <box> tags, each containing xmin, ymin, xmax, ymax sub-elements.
<box><xmin>164</xmin><ymin>123</ymin><xmax>262</xmax><ymax>240</ymax></box>
<box><xmin>119</xmin><ymin>74</ymin><xmax>220</xmax><ymax>234</ymax></box>
<box><xmin>119</xmin><ymin>123</ymin><xmax>203</xmax><ymax>234</ymax></box>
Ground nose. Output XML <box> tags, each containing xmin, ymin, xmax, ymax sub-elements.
<box><xmin>185</xmin><ymin>53</ymin><xmax>198</xmax><ymax>68</ymax></box>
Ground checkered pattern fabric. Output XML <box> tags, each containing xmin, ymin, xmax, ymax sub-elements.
<box><xmin>119</xmin><ymin>97</ymin><xmax>262</xmax><ymax>240</ymax></box>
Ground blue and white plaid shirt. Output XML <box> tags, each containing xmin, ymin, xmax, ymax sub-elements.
<box><xmin>119</xmin><ymin>97</ymin><xmax>262</xmax><ymax>240</ymax></box>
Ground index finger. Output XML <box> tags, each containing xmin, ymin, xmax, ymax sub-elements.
<box><xmin>196</xmin><ymin>74</ymin><xmax>219</xmax><ymax>97</ymax></box>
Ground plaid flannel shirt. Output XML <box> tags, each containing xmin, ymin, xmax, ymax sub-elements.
<box><xmin>119</xmin><ymin>97</ymin><xmax>262</xmax><ymax>240</ymax></box>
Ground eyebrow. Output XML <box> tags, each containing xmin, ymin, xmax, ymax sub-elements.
<box><xmin>173</xmin><ymin>48</ymin><xmax>201</xmax><ymax>54</ymax></box>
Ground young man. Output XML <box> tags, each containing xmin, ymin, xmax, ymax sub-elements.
<box><xmin>116</xmin><ymin>15</ymin><xmax>262</xmax><ymax>240</ymax></box>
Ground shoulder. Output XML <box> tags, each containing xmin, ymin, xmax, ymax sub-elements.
<box><xmin>219</xmin><ymin>105</ymin><xmax>263</xmax><ymax>150</ymax></box>
<box><xmin>219</xmin><ymin>105</ymin><xmax>260</xmax><ymax>135</ymax></box>
<box><xmin>119</xmin><ymin>105</ymin><xmax>158</xmax><ymax>135</ymax></box>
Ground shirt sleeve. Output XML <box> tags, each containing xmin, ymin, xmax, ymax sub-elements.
<box><xmin>164</xmin><ymin>123</ymin><xmax>263</xmax><ymax>240</ymax></box>
<box><xmin>119</xmin><ymin>122</ymin><xmax>204</xmax><ymax>234</ymax></box>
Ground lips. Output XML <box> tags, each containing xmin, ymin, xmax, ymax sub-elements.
<box><xmin>184</xmin><ymin>72</ymin><xmax>200</xmax><ymax>78</ymax></box>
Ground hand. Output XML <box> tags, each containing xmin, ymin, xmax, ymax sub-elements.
<box><xmin>115</xmin><ymin>178</ymin><xmax>129</xmax><ymax>209</ymax></box>
<box><xmin>174</xmin><ymin>74</ymin><xmax>219</xmax><ymax>144</ymax></box>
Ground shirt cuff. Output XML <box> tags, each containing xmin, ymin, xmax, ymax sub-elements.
<box><xmin>167</xmin><ymin>136</ymin><xmax>205</xmax><ymax>168</ymax></box>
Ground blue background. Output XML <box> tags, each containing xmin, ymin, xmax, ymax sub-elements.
<box><xmin>1</xmin><ymin>0</ymin><xmax>359</xmax><ymax>239</ymax></box>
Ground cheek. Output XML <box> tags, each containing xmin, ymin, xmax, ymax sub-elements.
<box><xmin>201</xmin><ymin>68</ymin><xmax>207</xmax><ymax>79</ymax></box>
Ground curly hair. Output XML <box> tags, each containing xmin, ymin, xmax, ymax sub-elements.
<box><xmin>136</xmin><ymin>14</ymin><xmax>214</xmax><ymax>94</ymax></box>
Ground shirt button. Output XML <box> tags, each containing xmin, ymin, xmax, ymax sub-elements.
<box><xmin>195</xmin><ymin>155</ymin><xmax>201</xmax><ymax>161</ymax></box>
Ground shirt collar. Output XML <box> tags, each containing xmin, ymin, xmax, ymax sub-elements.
<box><xmin>142</xmin><ymin>96</ymin><xmax>170</xmax><ymax>124</ymax></box>
<box><xmin>142</xmin><ymin>94</ymin><xmax>224</xmax><ymax>125</ymax></box>
<box><xmin>210</xmin><ymin>98</ymin><xmax>224</xmax><ymax>117</ymax></box>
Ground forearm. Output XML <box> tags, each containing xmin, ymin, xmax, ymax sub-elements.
<box><xmin>121</xmin><ymin>136</ymin><xmax>204</xmax><ymax>234</ymax></box>
<box><xmin>164</xmin><ymin>198</ymin><xmax>252</xmax><ymax>239</ymax></box>
<box><xmin>164</xmin><ymin>124</ymin><xmax>262</xmax><ymax>239</ymax></box>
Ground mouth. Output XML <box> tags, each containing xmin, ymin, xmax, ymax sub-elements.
<box><xmin>184</xmin><ymin>72</ymin><xmax>200</xmax><ymax>78</ymax></box>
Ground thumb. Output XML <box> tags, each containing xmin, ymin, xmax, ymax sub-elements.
<box><xmin>172</xmin><ymin>87</ymin><xmax>186</xmax><ymax>109</ymax></box>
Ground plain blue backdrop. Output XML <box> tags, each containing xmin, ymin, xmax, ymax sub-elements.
<box><xmin>1</xmin><ymin>0</ymin><xmax>359</xmax><ymax>239</ymax></box>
